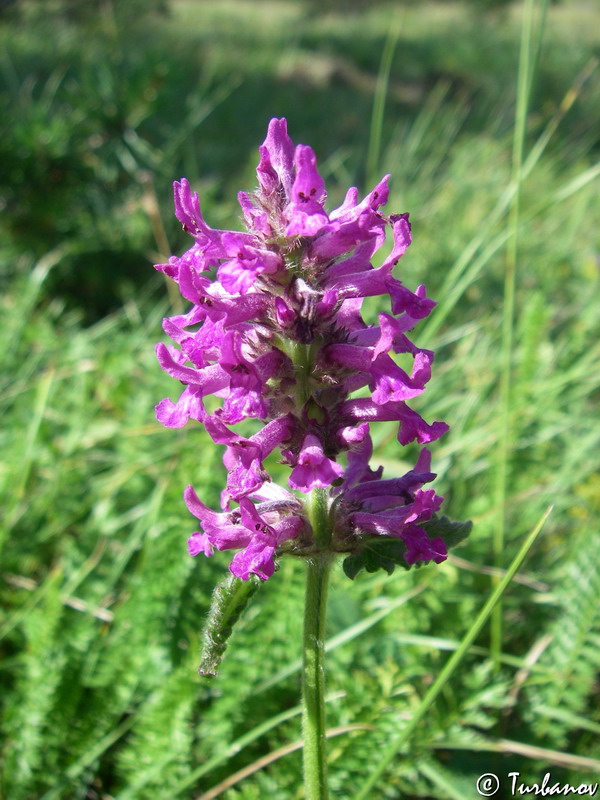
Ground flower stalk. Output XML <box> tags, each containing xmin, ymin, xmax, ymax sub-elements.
<box><xmin>302</xmin><ymin>551</ymin><xmax>333</xmax><ymax>800</ymax></box>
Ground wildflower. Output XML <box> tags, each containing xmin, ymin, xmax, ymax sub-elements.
<box><xmin>155</xmin><ymin>117</ymin><xmax>453</xmax><ymax>580</ymax></box>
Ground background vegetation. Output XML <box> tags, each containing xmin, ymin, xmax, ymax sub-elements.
<box><xmin>1</xmin><ymin>0</ymin><xmax>599</xmax><ymax>798</ymax></box>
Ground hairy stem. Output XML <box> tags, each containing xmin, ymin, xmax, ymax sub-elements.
<box><xmin>302</xmin><ymin>552</ymin><xmax>333</xmax><ymax>800</ymax></box>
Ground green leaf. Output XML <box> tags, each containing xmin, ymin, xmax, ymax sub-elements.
<box><xmin>198</xmin><ymin>573</ymin><xmax>262</xmax><ymax>678</ymax></box>
<box><xmin>341</xmin><ymin>554</ymin><xmax>364</xmax><ymax>581</ymax></box>
<box><xmin>420</xmin><ymin>515</ymin><xmax>473</xmax><ymax>549</ymax></box>
<box><xmin>343</xmin><ymin>537</ymin><xmax>411</xmax><ymax>580</ymax></box>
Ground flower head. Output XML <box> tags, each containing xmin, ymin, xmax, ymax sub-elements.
<box><xmin>155</xmin><ymin>118</ymin><xmax>453</xmax><ymax>579</ymax></box>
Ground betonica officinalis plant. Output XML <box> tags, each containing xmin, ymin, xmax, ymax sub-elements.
<box><xmin>154</xmin><ymin>118</ymin><xmax>471</xmax><ymax>799</ymax></box>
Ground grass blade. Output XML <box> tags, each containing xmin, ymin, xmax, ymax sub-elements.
<box><xmin>366</xmin><ymin>20</ymin><xmax>402</xmax><ymax>185</ymax></box>
<box><xmin>353</xmin><ymin>505</ymin><xmax>553</xmax><ymax>800</ymax></box>
<box><xmin>492</xmin><ymin>0</ymin><xmax>548</xmax><ymax>669</ymax></box>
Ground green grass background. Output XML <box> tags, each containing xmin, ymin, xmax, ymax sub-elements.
<box><xmin>1</xmin><ymin>0</ymin><xmax>599</xmax><ymax>798</ymax></box>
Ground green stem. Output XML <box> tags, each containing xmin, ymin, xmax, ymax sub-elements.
<box><xmin>307</xmin><ymin>487</ymin><xmax>332</xmax><ymax>548</ymax></box>
<box><xmin>493</xmin><ymin>0</ymin><xmax>542</xmax><ymax>670</ymax></box>
<box><xmin>287</xmin><ymin>327</ymin><xmax>333</xmax><ymax>798</ymax></box>
<box><xmin>302</xmin><ymin>553</ymin><xmax>333</xmax><ymax>800</ymax></box>
<box><xmin>286</xmin><ymin>340</ymin><xmax>314</xmax><ymax>408</ymax></box>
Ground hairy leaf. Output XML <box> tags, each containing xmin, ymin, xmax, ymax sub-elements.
<box><xmin>198</xmin><ymin>572</ymin><xmax>262</xmax><ymax>677</ymax></box>
<box><xmin>421</xmin><ymin>515</ymin><xmax>473</xmax><ymax>549</ymax></box>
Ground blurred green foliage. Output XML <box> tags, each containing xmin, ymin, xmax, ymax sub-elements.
<box><xmin>1</xmin><ymin>1</ymin><xmax>600</xmax><ymax>798</ymax></box>
<box><xmin>1</xmin><ymin>0</ymin><xmax>598</xmax><ymax>318</ymax></box>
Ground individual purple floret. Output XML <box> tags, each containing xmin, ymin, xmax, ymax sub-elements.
<box><xmin>154</xmin><ymin>117</ymin><xmax>450</xmax><ymax>580</ymax></box>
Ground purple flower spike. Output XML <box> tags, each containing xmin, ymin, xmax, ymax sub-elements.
<box><xmin>401</xmin><ymin>526</ymin><xmax>448</xmax><ymax>565</ymax></box>
<box><xmin>285</xmin><ymin>145</ymin><xmax>329</xmax><ymax>236</ymax></box>
<box><xmin>230</xmin><ymin>540</ymin><xmax>277</xmax><ymax>581</ymax></box>
<box><xmin>257</xmin><ymin>117</ymin><xmax>295</xmax><ymax>197</ymax></box>
<box><xmin>289</xmin><ymin>435</ymin><xmax>345</xmax><ymax>492</ymax></box>
<box><xmin>154</xmin><ymin>118</ymin><xmax>457</xmax><ymax>580</ymax></box>
<box><xmin>218</xmin><ymin>233</ymin><xmax>281</xmax><ymax>294</ymax></box>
